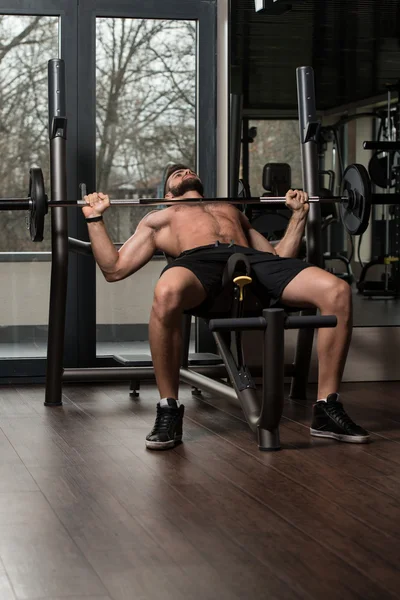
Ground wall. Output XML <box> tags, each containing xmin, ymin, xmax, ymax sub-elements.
<box><xmin>0</xmin><ymin>258</ymin><xmax>166</xmax><ymax>327</ymax></box>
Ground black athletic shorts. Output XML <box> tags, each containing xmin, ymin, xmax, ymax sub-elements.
<box><xmin>161</xmin><ymin>242</ymin><xmax>312</xmax><ymax>313</ymax></box>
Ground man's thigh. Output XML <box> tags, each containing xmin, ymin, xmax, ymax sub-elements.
<box><xmin>251</xmin><ymin>256</ymin><xmax>311</xmax><ymax>306</ymax></box>
<box><xmin>280</xmin><ymin>266</ymin><xmax>343</xmax><ymax>309</ymax></box>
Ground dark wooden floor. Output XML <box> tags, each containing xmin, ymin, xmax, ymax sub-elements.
<box><xmin>0</xmin><ymin>381</ymin><xmax>400</xmax><ymax>600</ymax></box>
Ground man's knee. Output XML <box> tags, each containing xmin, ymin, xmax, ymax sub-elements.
<box><xmin>322</xmin><ymin>277</ymin><xmax>352</xmax><ymax>314</ymax></box>
<box><xmin>152</xmin><ymin>280</ymin><xmax>185</xmax><ymax>319</ymax></box>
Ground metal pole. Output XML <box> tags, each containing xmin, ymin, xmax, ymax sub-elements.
<box><xmin>258</xmin><ymin>308</ymin><xmax>284</xmax><ymax>450</ymax></box>
<box><xmin>384</xmin><ymin>90</ymin><xmax>392</xmax><ymax>291</ymax></box>
<box><xmin>62</xmin><ymin>365</ymin><xmax>228</xmax><ymax>382</ymax></box>
<box><xmin>179</xmin><ymin>368</ymin><xmax>238</xmax><ymax>403</ymax></box>
<box><xmin>394</xmin><ymin>86</ymin><xmax>400</xmax><ymax>295</ymax></box>
<box><xmin>180</xmin><ymin>314</ymin><xmax>192</xmax><ymax>369</ymax></box>
<box><xmin>229</xmin><ymin>66</ymin><xmax>243</xmax><ymax>197</ymax></box>
<box><xmin>44</xmin><ymin>59</ymin><xmax>68</xmax><ymax>407</ymax></box>
<box><xmin>290</xmin><ymin>66</ymin><xmax>321</xmax><ymax>400</ymax></box>
<box><xmin>242</xmin><ymin>118</ymin><xmax>250</xmax><ymax>186</ymax></box>
<box><xmin>297</xmin><ymin>66</ymin><xmax>322</xmax><ymax>265</ymax></box>
<box><xmin>213</xmin><ymin>330</ymin><xmax>260</xmax><ymax>430</ymax></box>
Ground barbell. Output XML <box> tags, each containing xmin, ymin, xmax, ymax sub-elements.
<box><xmin>2</xmin><ymin>163</ymin><xmax>372</xmax><ymax>242</ymax></box>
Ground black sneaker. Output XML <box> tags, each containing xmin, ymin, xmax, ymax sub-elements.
<box><xmin>146</xmin><ymin>399</ymin><xmax>184</xmax><ymax>450</ymax></box>
<box><xmin>310</xmin><ymin>394</ymin><xmax>370</xmax><ymax>444</ymax></box>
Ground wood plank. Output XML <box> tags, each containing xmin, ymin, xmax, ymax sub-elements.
<box><xmin>0</xmin><ymin>417</ymin><xmax>85</xmax><ymax>468</ymax></box>
<box><xmin>61</xmin><ymin>385</ymin><xmax>151</xmax><ymax>430</ymax></box>
<box><xmin>0</xmin><ymin>387</ymin><xmax>39</xmax><ymax>418</ymax></box>
<box><xmin>31</xmin><ymin>596</ymin><xmax>112</xmax><ymax>600</ymax></box>
<box><xmin>29</xmin><ymin>456</ymin><xmax>298</xmax><ymax>600</ymax></box>
<box><xmin>0</xmin><ymin>464</ymin><xmax>38</xmax><ymax>493</ymax></box>
<box><xmin>0</xmin><ymin>428</ymin><xmax>38</xmax><ymax>492</ymax></box>
<box><xmin>280</xmin><ymin>391</ymin><xmax>400</xmax><ymax>497</ymax></box>
<box><xmin>190</xmin><ymin>382</ymin><xmax>400</xmax><ymax>500</ymax></box>
<box><xmin>0</xmin><ymin>491</ymin><xmax>107</xmax><ymax>600</ymax></box>
<box><xmin>127</xmin><ymin>429</ymin><xmax>399</xmax><ymax>598</ymax></box>
<box><xmin>0</xmin><ymin>556</ymin><xmax>16</xmax><ymax>600</ymax></box>
<box><xmin>0</xmin><ymin>428</ymin><xmax>27</xmax><ymax>465</ymax></box>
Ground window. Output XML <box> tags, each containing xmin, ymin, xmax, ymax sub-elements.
<box><xmin>247</xmin><ymin>120</ymin><xmax>301</xmax><ymax>195</ymax></box>
<box><xmin>0</xmin><ymin>15</ymin><xmax>58</xmax><ymax>360</ymax></box>
<box><xmin>0</xmin><ymin>15</ymin><xmax>58</xmax><ymax>252</ymax></box>
<box><xmin>95</xmin><ymin>17</ymin><xmax>197</xmax><ymax>354</ymax></box>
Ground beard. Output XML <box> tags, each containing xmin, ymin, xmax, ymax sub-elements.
<box><xmin>168</xmin><ymin>175</ymin><xmax>204</xmax><ymax>198</ymax></box>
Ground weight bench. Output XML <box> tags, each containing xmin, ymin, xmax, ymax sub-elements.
<box><xmin>176</xmin><ymin>253</ymin><xmax>336</xmax><ymax>450</ymax></box>
<box><xmin>131</xmin><ymin>252</ymin><xmax>334</xmax><ymax>451</ymax></box>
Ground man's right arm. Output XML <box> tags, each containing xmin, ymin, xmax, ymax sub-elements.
<box><xmin>83</xmin><ymin>192</ymin><xmax>158</xmax><ymax>282</ymax></box>
<box><xmin>87</xmin><ymin>218</ymin><xmax>157</xmax><ymax>282</ymax></box>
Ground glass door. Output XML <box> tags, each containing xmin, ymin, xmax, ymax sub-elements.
<box><xmin>0</xmin><ymin>1</ymin><xmax>77</xmax><ymax>379</ymax></box>
<box><xmin>77</xmin><ymin>0</ymin><xmax>216</xmax><ymax>366</ymax></box>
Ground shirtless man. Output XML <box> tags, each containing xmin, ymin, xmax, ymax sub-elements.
<box><xmin>83</xmin><ymin>164</ymin><xmax>369</xmax><ymax>450</ymax></box>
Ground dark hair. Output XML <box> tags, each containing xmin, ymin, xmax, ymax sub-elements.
<box><xmin>163</xmin><ymin>163</ymin><xmax>191</xmax><ymax>196</ymax></box>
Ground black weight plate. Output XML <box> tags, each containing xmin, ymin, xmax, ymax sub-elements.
<box><xmin>368</xmin><ymin>151</ymin><xmax>397</xmax><ymax>189</ymax></box>
<box><xmin>340</xmin><ymin>164</ymin><xmax>371</xmax><ymax>236</ymax></box>
<box><xmin>29</xmin><ymin>167</ymin><xmax>47</xmax><ymax>242</ymax></box>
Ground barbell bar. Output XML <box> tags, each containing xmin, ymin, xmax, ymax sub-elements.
<box><xmin>1</xmin><ymin>163</ymin><xmax>372</xmax><ymax>241</ymax></box>
<box><xmin>2</xmin><ymin>195</ymin><xmax>332</xmax><ymax>208</ymax></box>
<box><xmin>0</xmin><ymin>193</ymin><xmax>357</xmax><ymax>207</ymax></box>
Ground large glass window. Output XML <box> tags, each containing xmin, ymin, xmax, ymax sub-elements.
<box><xmin>0</xmin><ymin>15</ymin><xmax>58</xmax><ymax>359</ymax></box>
<box><xmin>95</xmin><ymin>18</ymin><xmax>197</xmax><ymax>357</ymax></box>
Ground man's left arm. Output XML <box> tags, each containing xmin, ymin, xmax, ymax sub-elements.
<box><xmin>274</xmin><ymin>190</ymin><xmax>308</xmax><ymax>257</ymax></box>
<box><xmin>240</xmin><ymin>190</ymin><xmax>309</xmax><ymax>258</ymax></box>
<box><xmin>275</xmin><ymin>190</ymin><xmax>310</xmax><ymax>258</ymax></box>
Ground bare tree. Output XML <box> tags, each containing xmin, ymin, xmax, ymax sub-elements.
<box><xmin>0</xmin><ymin>15</ymin><xmax>58</xmax><ymax>251</ymax></box>
<box><xmin>96</xmin><ymin>19</ymin><xmax>196</xmax><ymax>189</ymax></box>
<box><xmin>95</xmin><ymin>18</ymin><xmax>197</xmax><ymax>240</ymax></box>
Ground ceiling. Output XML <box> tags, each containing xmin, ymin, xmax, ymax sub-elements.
<box><xmin>231</xmin><ymin>0</ymin><xmax>400</xmax><ymax>114</ymax></box>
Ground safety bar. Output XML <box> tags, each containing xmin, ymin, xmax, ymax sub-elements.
<box><xmin>371</xmin><ymin>194</ymin><xmax>400</xmax><ymax>205</ymax></box>
<box><xmin>68</xmin><ymin>237</ymin><xmax>93</xmax><ymax>255</ymax></box>
<box><xmin>63</xmin><ymin>364</ymin><xmax>227</xmax><ymax>382</ymax></box>
<box><xmin>363</xmin><ymin>141</ymin><xmax>400</xmax><ymax>151</ymax></box>
<box><xmin>67</xmin><ymin>236</ymin><xmax>159</xmax><ymax>256</ymax></box>
<box><xmin>285</xmin><ymin>315</ymin><xmax>337</xmax><ymax>329</ymax></box>
<box><xmin>209</xmin><ymin>317</ymin><xmax>265</xmax><ymax>331</ymax></box>
<box><xmin>209</xmin><ymin>314</ymin><xmax>337</xmax><ymax>332</ymax></box>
